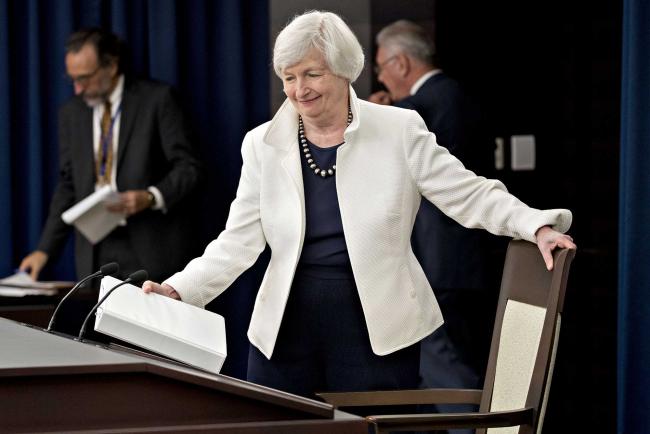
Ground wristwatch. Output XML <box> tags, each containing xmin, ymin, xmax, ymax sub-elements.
<box><xmin>147</xmin><ymin>191</ymin><xmax>156</xmax><ymax>208</ymax></box>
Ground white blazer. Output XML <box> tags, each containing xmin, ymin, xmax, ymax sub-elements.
<box><xmin>165</xmin><ymin>87</ymin><xmax>572</xmax><ymax>359</ymax></box>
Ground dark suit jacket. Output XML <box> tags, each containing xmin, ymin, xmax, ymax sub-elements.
<box><xmin>37</xmin><ymin>78</ymin><xmax>202</xmax><ymax>281</ymax></box>
<box><xmin>395</xmin><ymin>73</ymin><xmax>491</xmax><ymax>292</ymax></box>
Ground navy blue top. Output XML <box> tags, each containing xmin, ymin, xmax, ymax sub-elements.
<box><xmin>298</xmin><ymin>138</ymin><xmax>352</xmax><ymax>269</ymax></box>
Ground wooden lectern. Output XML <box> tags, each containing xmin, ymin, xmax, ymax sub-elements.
<box><xmin>0</xmin><ymin>317</ymin><xmax>367</xmax><ymax>433</ymax></box>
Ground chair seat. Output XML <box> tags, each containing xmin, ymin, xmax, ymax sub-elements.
<box><xmin>367</xmin><ymin>407</ymin><xmax>534</xmax><ymax>431</ymax></box>
<box><xmin>318</xmin><ymin>388</ymin><xmax>482</xmax><ymax>406</ymax></box>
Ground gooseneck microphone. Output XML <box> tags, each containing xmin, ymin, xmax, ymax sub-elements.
<box><xmin>77</xmin><ymin>269</ymin><xmax>148</xmax><ymax>341</ymax></box>
<box><xmin>46</xmin><ymin>262</ymin><xmax>120</xmax><ymax>332</ymax></box>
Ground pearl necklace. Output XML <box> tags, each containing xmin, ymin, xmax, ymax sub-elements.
<box><xmin>298</xmin><ymin>107</ymin><xmax>353</xmax><ymax>178</ymax></box>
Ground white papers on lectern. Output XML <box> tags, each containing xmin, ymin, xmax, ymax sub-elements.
<box><xmin>61</xmin><ymin>185</ymin><xmax>124</xmax><ymax>244</ymax></box>
<box><xmin>94</xmin><ymin>276</ymin><xmax>227</xmax><ymax>374</ymax></box>
<box><xmin>0</xmin><ymin>271</ymin><xmax>58</xmax><ymax>297</ymax></box>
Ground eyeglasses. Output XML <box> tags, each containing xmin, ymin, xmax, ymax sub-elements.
<box><xmin>373</xmin><ymin>56</ymin><xmax>398</xmax><ymax>75</ymax></box>
<box><xmin>65</xmin><ymin>64</ymin><xmax>102</xmax><ymax>86</ymax></box>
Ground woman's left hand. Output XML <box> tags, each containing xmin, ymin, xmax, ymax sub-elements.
<box><xmin>535</xmin><ymin>226</ymin><xmax>577</xmax><ymax>270</ymax></box>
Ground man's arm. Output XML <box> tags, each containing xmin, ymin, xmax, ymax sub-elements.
<box><xmin>22</xmin><ymin>107</ymin><xmax>78</xmax><ymax>278</ymax></box>
<box><xmin>149</xmin><ymin>86</ymin><xmax>203</xmax><ymax>210</ymax></box>
<box><xmin>106</xmin><ymin>85</ymin><xmax>203</xmax><ymax>217</ymax></box>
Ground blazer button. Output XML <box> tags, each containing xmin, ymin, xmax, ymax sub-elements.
<box><xmin>409</xmin><ymin>290</ymin><xmax>417</xmax><ymax>299</ymax></box>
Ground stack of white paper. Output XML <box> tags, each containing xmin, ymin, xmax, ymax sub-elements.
<box><xmin>94</xmin><ymin>276</ymin><xmax>227</xmax><ymax>374</ymax></box>
<box><xmin>0</xmin><ymin>272</ymin><xmax>58</xmax><ymax>297</ymax></box>
<box><xmin>61</xmin><ymin>185</ymin><xmax>124</xmax><ymax>244</ymax></box>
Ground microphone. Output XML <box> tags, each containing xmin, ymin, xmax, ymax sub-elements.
<box><xmin>47</xmin><ymin>262</ymin><xmax>120</xmax><ymax>332</ymax></box>
<box><xmin>77</xmin><ymin>269</ymin><xmax>148</xmax><ymax>341</ymax></box>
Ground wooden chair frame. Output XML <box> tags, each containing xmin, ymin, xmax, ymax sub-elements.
<box><xmin>319</xmin><ymin>240</ymin><xmax>575</xmax><ymax>434</ymax></box>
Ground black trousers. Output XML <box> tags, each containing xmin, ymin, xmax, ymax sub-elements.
<box><xmin>247</xmin><ymin>264</ymin><xmax>420</xmax><ymax>401</ymax></box>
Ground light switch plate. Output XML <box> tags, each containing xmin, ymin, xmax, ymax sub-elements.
<box><xmin>495</xmin><ymin>137</ymin><xmax>505</xmax><ymax>170</ymax></box>
<box><xmin>511</xmin><ymin>134</ymin><xmax>536</xmax><ymax>171</ymax></box>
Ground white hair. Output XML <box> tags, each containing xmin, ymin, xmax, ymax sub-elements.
<box><xmin>273</xmin><ymin>10</ymin><xmax>365</xmax><ymax>83</ymax></box>
<box><xmin>376</xmin><ymin>20</ymin><xmax>435</xmax><ymax>66</ymax></box>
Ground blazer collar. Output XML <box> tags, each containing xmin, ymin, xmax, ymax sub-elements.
<box><xmin>76</xmin><ymin>103</ymin><xmax>95</xmax><ymax>195</ymax></box>
<box><xmin>116</xmin><ymin>78</ymin><xmax>138</xmax><ymax>171</ymax></box>
<box><xmin>263</xmin><ymin>85</ymin><xmax>361</xmax><ymax>150</ymax></box>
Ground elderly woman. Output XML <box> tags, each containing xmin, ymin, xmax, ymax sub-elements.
<box><xmin>143</xmin><ymin>11</ymin><xmax>575</xmax><ymax>398</ymax></box>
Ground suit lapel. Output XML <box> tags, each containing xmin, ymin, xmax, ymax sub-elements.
<box><xmin>115</xmin><ymin>81</ymin><xmax>137</xmax><ymax>174</ymax></box>
<box><xmin>264</xmin><ymin>99</ymin><xmax>305</xmax><ymax>208</ymax></box>
<box><xmin>281</xmin><ymin>138</ymin><xmax>304</xmax><ymax>206</ymax></box>
<box><xmin>74</xmin><ymin>103</ymin><xmax>95</xmax><ymax>196</ymax></box>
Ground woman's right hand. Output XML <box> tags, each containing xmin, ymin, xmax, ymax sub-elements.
<box><xmin>142</xmin><ymin>280</ymin><xmax>181</xmax><ymax>300</ymax></box>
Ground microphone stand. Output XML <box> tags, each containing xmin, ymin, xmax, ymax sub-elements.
<box><xmin>76</xmin><ymin>270</ymin><xmax>147</xmax><ymax>341</ymax></box>
<box><xmin>46</xmin><ymin>262</ymin><xmax>119</xmax><ymax>332</ymax></box>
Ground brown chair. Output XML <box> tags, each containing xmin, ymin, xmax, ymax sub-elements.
<box><xmin>318</xmin><ymin>240</ymin><xmax>576</xmax><ymax>434</ymax></box>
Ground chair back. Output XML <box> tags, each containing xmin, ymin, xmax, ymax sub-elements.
<box><xmin>478</xmin><ymin>240</ymin><xmax>575</xmax><ymax>434</ymax></box>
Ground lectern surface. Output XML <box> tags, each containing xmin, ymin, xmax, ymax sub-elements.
<box><xmin>1</xmin><ymin>318</ymin><xmax>138</xmax><ymax>371</ymax></box>
<box><xmin>0</xmin><ymin>318</ymin><xmax>367</xmax><ymax>433</ymax></box>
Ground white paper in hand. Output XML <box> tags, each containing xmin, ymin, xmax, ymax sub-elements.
<box><xmin>61</xmin><ymin>185</ymin><xmax>124</xmax><ymax>244</ymax></box>
<box><xmin>94</xmin><ymin>276</ymin><xmax>227</xmax><ymax>374</ymax></box>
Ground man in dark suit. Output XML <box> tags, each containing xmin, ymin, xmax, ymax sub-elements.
<box><xmin>371</xmin><ymin>20</ymin><xmax>495</xmax><ymax>432</ymax></box>
<box><xmin>19</xmin><ymin>29</ymin><xmax>202</xmax><ymax>327</ymax></box>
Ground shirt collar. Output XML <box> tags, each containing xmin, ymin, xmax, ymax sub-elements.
<box><xmin>108</xmin><ymin>74</ymin><xmax>125</xmax><ymax>107</ymax></box>
<box><xmin>410</xmin><ymin>69</ymin><xmax>442</xmax><ymax>95</ymax></box>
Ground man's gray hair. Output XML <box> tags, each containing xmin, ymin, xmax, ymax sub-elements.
<box><xmin>376</xmin><ymin>20</ymin><xmax>435</xmax><ymax>66</ymax></box>
<box><xmin>273</xmin><ymin>10</ymin><xmax>364</xmax><ymax>82</ymax></box>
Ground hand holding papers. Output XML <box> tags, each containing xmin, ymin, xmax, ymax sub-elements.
<box><xmin>61</xmin><ymin>185</ymin><xmax>125</xmax><ymax>244</ymax></box>
<box><xmin>94</xmin><ymin>276</ymin><xmax>227</xmax><ymax>374</ymax></box>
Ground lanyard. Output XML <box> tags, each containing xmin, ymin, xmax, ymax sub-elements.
<box><xmin>99</xmin><ymin>102</ymin><xmax>122</xmax><ymax>178</ymax></box>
